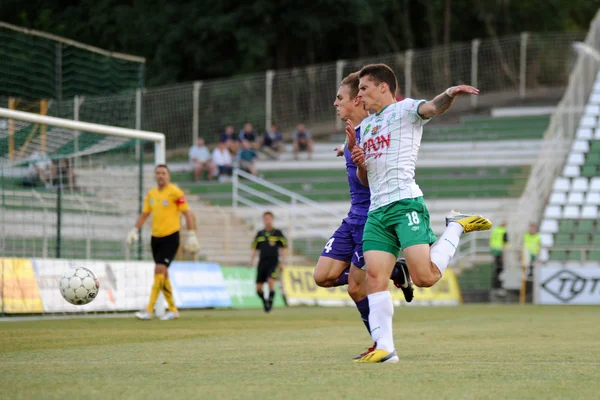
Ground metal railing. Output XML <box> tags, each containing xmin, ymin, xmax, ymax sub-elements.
<box><xmin>232</xmin><ymin>167</ymin><xmax>346</xmax><ymax>260</ymax></box>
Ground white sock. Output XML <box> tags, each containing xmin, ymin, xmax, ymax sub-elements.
<box><xmin>430</xmin><ymin>222</ymin><xmax>463</xmax><ymax>275</ymax></box>
<box><xmin>368</xmin><ymin>291</ymin><xmax>394</xmax><ymax>352</ymax></box>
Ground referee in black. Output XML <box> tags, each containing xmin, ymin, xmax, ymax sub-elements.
<box><xmin>249</xmin><ymin>211</ymin><xmax>287</xmax><ymax>312</ymax></box>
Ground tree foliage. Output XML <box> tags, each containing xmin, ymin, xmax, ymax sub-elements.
<box><xmin>1</xmin><ymin>0</ymin><xmax>598</xmax><ymax>86</ymax></box>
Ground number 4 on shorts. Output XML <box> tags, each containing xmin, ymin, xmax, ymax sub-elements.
<box><xmin>324</xmin><ymin>238</ymin><xmax>335</xmax><ymax>253</ymax></box>
<box><xmin>406</xmin><ymin>211</ymin><xmax>420</xmax><ymax>226</ymax></box>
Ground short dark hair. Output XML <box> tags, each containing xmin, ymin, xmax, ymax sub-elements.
<box><xmin>359</xmin><ymin>63</ymin><xmax>397</xmax><ymax>97</ymax></box>
<box><xmin>341</xmin><ymin>72</ymin><xmax>360</xmax><ymax>99</ymax></box>
<box><xmin>155</xmin><ymin>164</ymin><xmax>169</xmax><ymax>172</ymax></box>
<box><xmin>263</xmin><ymin>211</ymin><xmax>274</xmax><ymax>218</ymax></box>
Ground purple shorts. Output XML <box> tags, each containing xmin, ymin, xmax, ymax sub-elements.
<box><xmin>320</xmin><ymin>219</ymin><xmax>365</xmax><ymax>269</ymax></box>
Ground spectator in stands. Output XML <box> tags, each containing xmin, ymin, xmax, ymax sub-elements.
<box><xmin>56</xmin><ymin>157</ymin><xmax>76</xmax><ymax>191</ymax></box>
<box><xmin>523</xmin><ymin>223</ymin><xmax>541</xmax><ymax>279</ymax></box>
<box><xmin>237</xmin><ymin>139</ymin><xmax>258</xmax><ymax>176</ymax></box>
<box><xmin>239</xmin><ymin>122</ymin><xmax>259</xmax><ymax>150</ymax></box>
<box><xmin>292</xmin><ymin>123</ymin><xmax>313</xmax><ymax>160</ymax></box>
<box><xmin>489</xmin><ymin>221</ymin><xmax>509</xmax><ymax>290</ymax></box>
<box><xmin>27</xmin><ymin>151</ymin><xmax>55</xmax><ymax>189</ymax></box>
<box><xmin>188</xmin><ymin>138</ymin><xmax>214</xmax><ymax>181</ymax></box>
<box><xmin>261</xmin><ymin>122</ymin><xmax>284</xmax><ymax>159</ymax></box>
<box><xmin>212</xmin><ymin>139</ymin><xmax>233</xmax><ymax>182</ymax></box>
<box><xmin>220</xmin><ymin>125</ymin><xmax>239</xmax><ymax>155</ymax></box>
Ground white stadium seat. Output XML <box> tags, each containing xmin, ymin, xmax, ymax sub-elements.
<box><xmin>586</xmin><ymin>104</ymin><xmax>600</xmax><ymax>116</ymax></box>
<box><xmin>580</xmin><ymin>115</ymin><xmax>597</xmax><ymax>128</ymax></box>
<box><xmin>540</xmin><ymin>233</ymin><xmax>553</xmax><ymax>247</ymax></box>
<box><xmin>563</xmin><ymin>205</ymin><xmax>580</xmax><ymax>219</ymax></box>
<box><xmin>544</xmin><ymin>206</ymin><xmax>561</xmax><ymax>219</ymax></box>
<box><xmin>539</xmin><ymin>248</ymin><xmax>549</xmax><ymax>263</ymax></box>
<box><xmin>572</xmin><ymin>140</ymin><xmax>589</xmax><ymax>153</ymax></box>
<box><xmin>540</xmin><ymin>219</ymin><xmax>558</xmax><ymax>233</ymax></box>
<box><xmin>594</xmin><ymin>129</ymin><xmax>600</xmax><ymax>140</ymax></box>
<box><xmin>549</xmin><ymin>192</ymin><xmax>567</xmax><ymax>205</ymax></box>
<box><xmin>567</xmin><ymin>192</ymin><xmax>585</xmax><ymax>205</ymax></box>
<box><xmin>571</xmin><ymin>177</ymin><xmax>589</xmax><ymax>192</ymax></box>
<box><xmin>590</xmin><ymin>93</ymin><xmax>600</xmax><ymax>104</ymax></box>
<box><xmin>577</xmin><ymin>128</ymin><xmax>593</xmax><ymax>139</ymax></box>
<box><xmin>563</xmin><ymin>165</ymin><xmax>580</xmax><ymax>177</ymax></box>
<box><xmin>590</xmin><ymin>177</ymin><xmax>600</xmax><ymax>191</ymax></box>
<box><xmin>581</xmin><ymin>205</ymin><xmax>599</xmax><ymax>219</ymax></box>
<box><xmin>594</xmin><ymin>80</ymin><xmax>600</xmax><ymax>92</ymax></box>
<box><xmin>567</xmin><ymin>153</ymin><xmax>585</xmax><ymax>165</ymax></box>
<box><xmin>553</xmin><ymin>177</ymin><xmax>570</xmax><ymax>192</ymax></box>
<box><xmin>585</xmin><ymin>192</ymin><xmax>600</xmax><ymax>205</ymax></box>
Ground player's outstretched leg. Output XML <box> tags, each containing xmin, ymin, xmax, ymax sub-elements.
<box><xmin>428</xmin><ymin>211</ymin><xmax>492</xmax><ymax>281</ymax></box>
<box><xmin>160</xmin><ymin>276</ymin><xmax>180</xmax><ymax>320</ymax></box>
<box><xmin>347</xmin><ymin>265</ymin><xmax>377</xmax><ymax>359</ymax></box>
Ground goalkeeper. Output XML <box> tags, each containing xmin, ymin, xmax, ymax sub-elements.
<box><xmin>126</xmin><ymin>164</ymin><xmax>200</xmax><ymax>320</ymax></box>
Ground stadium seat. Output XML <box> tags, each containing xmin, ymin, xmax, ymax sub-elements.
<box><xmin>549</xmin><ymin>250</ymin><xmax>568</xmax><ymax>261</ymax></box>
<box><xmin>540</xmin><ymin>219</ymin><xmax>559</xmax><ymax>233</ymax></box>
<box><xmin>581</xmin><ymin>205</ymin><xmax>599</xmax><ymax>219</ymax></box>
<box><xmin>577</xmin><ymin>220</ymin><xmax>595</xmax><ymax>233</ymax></box>
<box><xmin>577</xmin><ymin>127</ymin><xmax>593</xmax><ymax>139</ymax></box>
<box><xmin>544</xmin><ymin>205</ymin><xmax>561</xmax><ymax>218</ymax></box>
<box><xmin>594</xmin><ymin>129</ymin><xmax>600</xmax><ymax>140</ymax></box>
<box><xmin>549</xmin><ymin>192</ymin><xmax>567</xmax><ymax>205</ymax></box>
<box><xmin>585</xmin><ymin>104</ymin><xmax>600</xmax><ymax>116</ymax></box>
<box><xmin>580</xmin><ymin>115</ymin><xmax>597</xmax><ymax>128</ymax></box>
<box><xmin>573</xmin><ymin>233</ymin><xmax>590</xmax><ymax>245</ymax></box>
<box><xmin>539</xmin><ymin>248</ymin><xmax>549</xmax><ymax>262</ymax></box>
<box><xmin>590</xmin><ymin>177</ymin><xmax>600</xmax><ymax>191</ymax></box>
<box><xmin>588</xmin><ymin>250</ymin><xmax>600</xmax><ymax>261</ymax></box>
<box><xmin>572</xmin><ymin>140</ymin><xmax>589</xmax><ymax>153</ymax></box>
<box><xmin>540</xmin><ymin>219</ymin><xmax>558</xmax><ymax>233</ymax></box>
<box><xmin>571</xmin><ymin>178</ymin><xmax>589</xmax><ymax>192</ymax></box>
<box><xmin>554</xmin><ymin>233</ymin><xmax>571</xmax><ymax>246</ymax></box>
<box><xmin>563</xmin><ymin>205</ymin><xmax>580</xmax><ymax>218</ymax></box>
<box><xmin>552</xmin><ymin>177</ymin><xmax>570</xmax><ymax>192</ymax></box>
<box><xmin>540</xmin><ymin>233</ymin><xmax>553</xmax><ymax>247</ymax></box>
<box><xmin>558</xmin><ymin>220</ymin><xmax>576</xmax><ymax>232</ymax></box>
<box><xmin>567</xmin><ymin>153</ymin><xmax>585</xmax><ymax>166</ymax></box>
<box><xmin>590</xmin><ymin>92</ymin><xmax>600</xmax><ymax>104</ymax></box>
<box><xmin>593</xmin><ymin>234</ymin><xmax>600</xmax><ymax>246</ymax></box>
<box><xmin>568</xmin><ymin>250</ymin><xmax>584</xmax><ymax>262</ymax></box>
<box><xmin>563</xmin><ymin>165</ymin><xmax>580</xmax><ymax>177</ymax></box>
<box><xmin>567</xmin><ymin>192</ymin><xmax>585</xmax><ymax>205</ymax></box>
<box><xmin>585</xmin><ymin>192</ymin><xmax>600</xmax><ymax>205</ymax></box>
<box><xmin>582</xmin><ymin>165</ymin><xmax>597</xmax><ymax>177</ymax></box>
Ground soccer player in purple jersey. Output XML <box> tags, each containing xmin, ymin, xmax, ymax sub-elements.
<box><xmin>312</xmin><ymin>72</ymin><xmax>413</xmax><ymax>359</ymax></box>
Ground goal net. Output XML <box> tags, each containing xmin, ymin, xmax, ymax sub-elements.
<box><xmin>0</xmin><ymin>106</ymin><xmax>166</xmax><ymax>315</ymax></box>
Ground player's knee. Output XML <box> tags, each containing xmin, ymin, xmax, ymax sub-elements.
<box><xmin>411</xmin><ymin>270</ymin><xmax>439</xmax><ymax>288</ymax></box>
<box><xmin>313</xmin><ymin>268</ymin><xmax>331</xmax><ymax>287</ymax></box>
<box><xmin>347</xmin><ymin>280</ymin><xmax>365</xmax><ymax>301</ymax></box>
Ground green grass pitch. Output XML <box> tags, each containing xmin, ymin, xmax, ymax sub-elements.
<box><xmin>1</xmin><ymin>305</ymin><xmax>599</xmax><ymax>400</ymax></box>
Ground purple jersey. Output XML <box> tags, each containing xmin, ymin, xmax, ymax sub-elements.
<box><xmin>344</xmin><ymin>126</ymin><xmax>370</xmax><ymax>223</ymax></box>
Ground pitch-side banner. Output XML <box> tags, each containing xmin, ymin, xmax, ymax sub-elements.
<box><xmin>535</xmin><ymin>266</ymin><xmax>600</xmax><ymax>305</ymax></box>
<box><xmin>281</xmin><ymin>266</ymin><xmax>462</xmax><ymax>306</ymax></box>
<box><xmin>0</xmin><ymin>258</ymin><xmax>44</xmax><ymax>313</ymax></box>
<box><xmin>221</xmin><ymin>266</ymin><xmax>286</xmax><ymax>309</ymax></box>
<box><xmin>31</xmin><ymin>259</ymin><xmax>155</xmax><ymax>313</ymax></box>
<box><xmin>169</xmin><ymin>262</ymin><xmax>231</xmax><ymax>308</ymax></box>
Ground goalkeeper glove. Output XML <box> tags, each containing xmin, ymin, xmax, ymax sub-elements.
<box><xmin>126</xmin><ymin>227</ymin><xmax>139</xmax><ymax>247</ymax></box>
<box><xmin>184</xmin><ymin>230</ymin><xmax>201</xmax><ymax>253</ymax></box>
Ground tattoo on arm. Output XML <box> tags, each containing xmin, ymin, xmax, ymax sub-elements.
<box><xmin>432</xmin><ymin>92</ymin><xmax>453</xmax><ymax>110</ymax></box>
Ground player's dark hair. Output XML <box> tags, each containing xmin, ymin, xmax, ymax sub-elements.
<box><xmin>263</xmin><ymin>211</ymin><xmax>274</xmax><ymax>218</ymax></box>
<box><xmin>359</xmin><ymin>64</ymin><xmax>397</xmax><ymax>97</ymax></box>
<box><xmin>155</xmin><ymin>164</ymin><xmax>169</xmax><ymax>172</ymax></box>
<box><xmin>341</xmin><ymin>72</ymin><xmax>360</xmax><ymax>99</ymax></box>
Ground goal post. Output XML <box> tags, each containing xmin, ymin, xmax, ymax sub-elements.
<box><xmin>0</xmin><ymin>107</ymin><xmax>166</xmax><ymax>166</ymax></box>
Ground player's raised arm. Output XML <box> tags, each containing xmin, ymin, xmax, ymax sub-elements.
<box><xmin>418</xmin><ymin>85</ymin><xmax>479</xmax><ymax>119</ymax></box>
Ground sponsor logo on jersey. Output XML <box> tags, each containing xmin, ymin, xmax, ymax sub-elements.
<box><xmin>363</xmin><ymin>133</ymin><xmax>391</xmax><ymax>160</ymax></box>
<box><xmin>162</xmin><ymin>200</ymin><xmax>168</xmax><ymax>206</ymax></box>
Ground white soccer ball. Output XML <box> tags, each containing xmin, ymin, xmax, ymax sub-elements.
<box><xmin>59</xmin><ymin>267</ymin><xmax>100</xmax><ymax>305</ymax></box>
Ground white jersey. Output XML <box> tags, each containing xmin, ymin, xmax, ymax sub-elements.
<box><xmin>359</xmin><ymin>98</ymin><xmax>430</xmax><ymax>211</ymax></box>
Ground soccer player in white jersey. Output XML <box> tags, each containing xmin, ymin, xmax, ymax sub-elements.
<box><xmin>349</xmin><ymin>63</ymin><xmax>492</xmax><ymax>363</ymax></box>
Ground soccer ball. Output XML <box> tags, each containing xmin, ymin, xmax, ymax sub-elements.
<box><xmin>59</xmin><ymin>267</ymin><xmax>100</xmax><ymax>305</ymax></box>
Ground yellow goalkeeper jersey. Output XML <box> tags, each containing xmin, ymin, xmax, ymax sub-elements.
<box><xmin>142</xmin><ymin>183</ymin><xmax>189</xmax><ymax>237</ymax></box>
